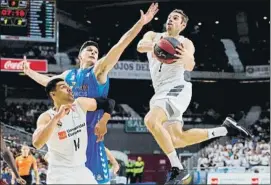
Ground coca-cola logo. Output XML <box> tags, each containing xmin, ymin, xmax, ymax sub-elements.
<box><xmin>3</xmin><ymin>60</ymin><xmax>29</xmax><ymax>70</ymax></box>
<box><xmin>211</xmin><ymin>178</ymin><xmax>218</xmax><ymax>185</ymax></box>
<box><xmin>0</xmin><ymin>58</ymin><xmax>47</xmax><ymax>73</ymax></box>
<box><xmin>251</xmin><ymin>177</ymin><xmax>259</xmax><ymax>185</ymax></box>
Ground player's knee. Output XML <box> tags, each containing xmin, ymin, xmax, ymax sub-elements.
<box><xmin>171</xmin><ymin>132</ymin><xmax>188</xmax><ymax>148</ymax></box>
<box><xmin>172</xmin><ymin>138</ymin><xmax>187</xmax><ymax>148</ymax></box>
<box><xmin>144</xmin><ymin>114</ymin><xmax>160</xmax><ymax>131</ymax></box>
<box><xmin>144</xmin><ymin>114</ymin><xmax>155</xmax><ymax>130</ymax></box>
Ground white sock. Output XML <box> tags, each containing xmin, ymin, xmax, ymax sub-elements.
<box><xmin>167</xmin><ymin>151</ymin><xmax>183</xmax><ymax>170</ymax></box>
<box><xmin>207</xmin><ymin>127</ymin><xmax>228</xmax><ymax>139</ymax></box>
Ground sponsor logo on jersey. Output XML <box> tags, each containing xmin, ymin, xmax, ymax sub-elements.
<box><xmin>73</xmin><ymin>85</ymin><xmax>89</xmax><ymax>97</ymax></box>
<box><xmin>57</xmin><ymin>122</ymin><xmax>86</xmax><ymax>140</ymax></box>
<box><xmin>58</xmin><ymin>131</ymin><xmax>67</xmax><ymax>140</ymax></box>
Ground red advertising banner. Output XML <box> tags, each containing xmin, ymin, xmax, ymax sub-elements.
<box><xmin>0</xmin><ymin>58</ymin><xmax>48</xmax><ymax>73</ymax></box>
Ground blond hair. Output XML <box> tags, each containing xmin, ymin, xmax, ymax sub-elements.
<box><xmin>172</xmin><ymin>9</ymin><xmax>189</xmax><ymax>23</ymax></box>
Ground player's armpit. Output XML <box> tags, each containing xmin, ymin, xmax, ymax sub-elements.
<box><xmin>32</xmin><ymin>112</ymin><xmax>58</xmax><ymax>149</ymax></box>
<box><xmin>137</xmin><ymin>31</ymin><xmax>156</xmax><ymax>53</ymax></box>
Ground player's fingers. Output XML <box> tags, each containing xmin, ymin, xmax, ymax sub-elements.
<box><xmin>174</xmin><ymin>54</ymin><xmax>182</xmax><ymax>59</ymax></box>
<box><xmin>148</xmin><ymin>3</ymin><xmax>155</xmax><ymax>13</ymax></box>
<box><xmin>176</xmin><ymin>45</ymin><xmax>184</xmax><ymax>51</ymax></box>
<box><xmin>153</xmin><ymin>3</ymin><xmax>158</xmax><ymax>11</ymax></box>
<box><xmin>23</xmin><ymin>55</ymin><xmax>27</xmax><ymax>61</ymax></box>
<box><xmin>140</xmin><ymin>10</ymin><xmax>144</xmax><ymax>17</ymax></box>
<box><xmin>94</xmin><ymin>127</ymin><xmax>99</xmax><ymax>135</ymax></box>
<box><xmin>64</xmin><ymin>104</ymin><xmax>73</xmax><ymax>110</ymax></box>
<box><xmin>150</xmin><ymin>2</ymin><xmax>155</xmax><ymax>9</ymax></box>
<box><xmin>153</xmin><ymin>8</ymin><xmax>159</xmax><ymax>16</ymax></box>
<box><xmin>96</xmin><ymin>135</ymin><xmax>103</xmax><ymax>142</ymax></box>
<box><xmin>175</xmin><ymin>48</ymin><xmax>184</xmax><ymax>54</ymax></box>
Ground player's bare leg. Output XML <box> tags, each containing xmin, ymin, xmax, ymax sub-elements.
<box><xmin>165</xmin><ymin>117</ymin><xmax>253</xmax><ymax>149</ymax></box>
<box><xmin>144</xmin><ymin>107</ymin><xmax>191</xmax><ymax>184</ymax></box>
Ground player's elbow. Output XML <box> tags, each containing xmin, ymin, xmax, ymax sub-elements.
<box><xmin>32</xmin><ymin>141</ymin><xmax>42</xmax><ymax>150</ymax></box>
<box><xmin>185</xmin><ymin>61</ymin><xmax>195</xmax><ymax>72</ymax></box>
<box><xmin>137</xmin><ymin>42</ymin><xmax>151</xmax><ymax>53</ymax></box>
<box><xmin>32</xmin><ymin>136</ymin><xmax>43</xmax><ymax>150</ymax></box>
<box><xmin>137</xmin><ymin>44</ymin><xmax>145</xmax><ymax>53</ymax></box>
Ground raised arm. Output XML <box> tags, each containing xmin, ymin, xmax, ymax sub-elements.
<box><xmin>137</xmin><ymin>31</ymin><xmax>156</xmax><ymax>53</ymax></box>
<box><xmin>32</xmin><ymin>104</ymin><xmax>72</xmax><ymax>149</ymax></box>
<box><xmin>23</xmin><ymin>56</ymin><xmax>70</xmax><ymax>86</ymax></box>
<box><xmin>93</xmin><ymin>3</ymin><xmax>159</xmax><ymax>84</ymax></box>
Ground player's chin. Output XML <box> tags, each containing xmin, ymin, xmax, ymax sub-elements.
<box><xmin>166</xmin><ymin>26</ymin><xmax>172</xmax><ymax>31</ymax></box>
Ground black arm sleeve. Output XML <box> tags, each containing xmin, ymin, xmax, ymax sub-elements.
<box><xmin>94</xmin><ymin>97</ymin><xmax>116</xmax><ymax>114</ymax></box>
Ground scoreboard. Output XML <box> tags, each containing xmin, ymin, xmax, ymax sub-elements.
<box><xmin>0</xmin><ymin>0</ymin><xmax>56</xmax><ymax>42</ymax></box>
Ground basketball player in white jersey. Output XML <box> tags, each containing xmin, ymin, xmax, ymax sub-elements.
<box><xmin>137</xmin><ymin>9</ymin><xmax>252</xmax><ymax>184</ymax></box>
<box><xmin>32</xmin><ymin>78</ymin><xmax>115</xmax><ymax>184</ymax></box>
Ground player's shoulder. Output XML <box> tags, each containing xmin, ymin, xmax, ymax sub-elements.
<box><xmin>144</xmin><ymin>31</ymin><xmax>157</xmax><ymax>38</ymax></box>
<box><xmin>37</xmin><ymin>111</ymin><xmax>51</xmax><ymax>123</ymax></box>
<box><xmin>183</xmin><ymin>37</ymin><xmax>194</xmax><ymax>46</ymax></box>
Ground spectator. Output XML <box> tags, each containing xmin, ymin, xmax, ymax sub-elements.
<box><xmin>1</xmin><ymin>166</ymin><xmax>14</xmax><ymax>185</ymax></box>
<box><xmin>260</xmin><ymin>152</ymin><xmax>270</xmax><ymax>166</ymax></box>
<box><xmin>198</xmin><ymin>154</ymin><xmax>209</xmax><ymax>170</ymax></box>
<box><xmin>230</xmin><ymin>154</ymin><xmax>241</xmax><ymax>167</ymax></box>
<box><xmin>247</xmin><ymin>150</ymin><xmax>261</xmax><ymax>166</ymax></box>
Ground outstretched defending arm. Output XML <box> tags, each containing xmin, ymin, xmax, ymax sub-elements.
<box><xmin>23</xmin><ymin>56</ymin><xmax>70</xmax><ymax>86</ymax></box>
<box><xmin>93</xmin><ymin>3</ymin><xmax>159</xmax><ymax>84</ymax></box>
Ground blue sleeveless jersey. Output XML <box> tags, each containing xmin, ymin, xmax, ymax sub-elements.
<box><xmin>65</xmin><ymin>68</ymin><xmax>110</xmax><ymax>184</ymax></box>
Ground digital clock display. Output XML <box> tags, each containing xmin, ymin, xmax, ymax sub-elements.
<box><xmin>1</xmin><ymin>9</ymin><xmax>26</xmax><ymax>17</ymax></box>
<box><xmin>0</xmin><ymin>0</ymin><xmax>56</xmax><ymax>42</ymax></box>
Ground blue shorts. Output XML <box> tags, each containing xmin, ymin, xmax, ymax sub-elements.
<box><xmin>85</xmin><ymin>132</ymin><xmax>110</xmax><ymax>184</ymax></box>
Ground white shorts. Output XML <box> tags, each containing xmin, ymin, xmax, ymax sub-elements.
<box><xmin>46</xmin><ymin>165</ymin><xmax>97</xmax><ymax>184</ymax></box>
<box><xmin>150</xmin><ymin>82</ymin><xmax>192</xmax><ymax>122</ymax></box>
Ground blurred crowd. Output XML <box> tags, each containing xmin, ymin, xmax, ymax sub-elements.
<box><xmin>1</xmin><ymin>136</ymin><xmax>47</xmax><ymax>184</ymax></box>
<box><xmin>197</xmin><ymin>102</ymin><xmax>270</xmax><ymax>169</ymax></box>
<box><xmin>1</xmin><ymin>46</ymin><xmax>56</xmax><ymax>64</ymax></box>
<box><xmin>198</xmin><ymin>138</ymin><xmax>270</xmax><ymax>169</ymax></box>
<box><xmin>0</xmin><ymin>102</ymin><xmax>131</xmax><ymax>133</ymax></box>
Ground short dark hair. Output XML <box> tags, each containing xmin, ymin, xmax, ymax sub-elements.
<box><xmin>79</xmin><ymin>40</ymin><xmax>99</xmax><ymax>54</ymax></box>
<box><xmin>45</xmin><ymin>78</ymin><xmax>64</xmax><ymax>97</ymax></box>
<box><xmin>172</xmin><ymin>9</ymin><xmax>189</xmax><ymax>23</ymax></box>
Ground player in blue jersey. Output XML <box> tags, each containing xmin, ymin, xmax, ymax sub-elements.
<box><xmin>23</xmin><ymin>3</ymin><xmax>159</xmax><ymax>184</ymax></box>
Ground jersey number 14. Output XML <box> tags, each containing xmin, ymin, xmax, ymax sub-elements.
<box><xmin>74</xmin><ymin>138</ymin><xmax>80</xmax><ymax>151</ymax></box>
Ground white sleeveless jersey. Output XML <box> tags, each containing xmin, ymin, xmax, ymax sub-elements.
<box><xmin>45</xmin><ymin>100</ymin><xmax>88</xmax><ymax>167</ymax></box>
<box><xmin>147</xmin><ymin>32</ymin><xmax>191</xmax><ymax>92</ymax></box>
